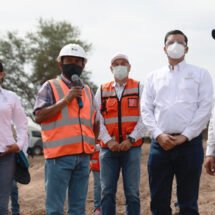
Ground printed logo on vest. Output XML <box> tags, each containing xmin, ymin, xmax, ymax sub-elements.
<box><xmin>128</xmin><ymin>98</ymin><xmax>138</xmax><ymax>108</ymax></box>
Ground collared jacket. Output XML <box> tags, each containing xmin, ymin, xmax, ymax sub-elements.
<box><xmin>100</xmin><ymin>78</ymin><xmax>143</xmax><ymax>148</ymax></box>
<box><xmin>41</xmin><ymin>79</ymin><xmax>96</xmax><ymax>159</ymax></box>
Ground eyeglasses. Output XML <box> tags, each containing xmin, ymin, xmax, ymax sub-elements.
<box><xmin>165</xmin><ymin>40</ymin><xmax>186</xmax><ymax>46</ymax></box>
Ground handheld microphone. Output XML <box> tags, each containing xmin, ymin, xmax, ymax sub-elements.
<box><xmin>71</xmin><ymin>74</ymin><xmax>83</xmax><ymax>108</ymax></box>
<box><xmin>212</xmin><ymin>29</ymin><xmax>215</xmax><ymax>40</ymax></box>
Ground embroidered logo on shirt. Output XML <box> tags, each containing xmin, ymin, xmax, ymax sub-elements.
<box><xmin>184</xmin><ymin>72</ymin><xmax>194</xmax><ymax>80</ymax></box>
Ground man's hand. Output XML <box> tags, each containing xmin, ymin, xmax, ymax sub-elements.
<box><xmin>107</xmin><ymin>140</ymin><xmax>120</xmax><ymax>152</ymax></box>
<box><xmin>156</xmin><ymin>134</ymin><xmax>176</xmax><ymax>151</ymax></box>
<box><xmin>64</xmin><ymin>86</ymin><xmax>83</xmax><ymax>104</ymax></box>
<box><xmin>173</xmin><ymin>135</ymin><xmax>188</xmax><ymax>146</ymax></box>
<box><xmin>35</xmin><ymin>86</ymin><xmax>83</xmax><ymax>124</ymax></box>
<box><xmin>205</xmin><ymin>156</ymin><xmax>215</xmax><ymax>176</ymax></box>
<box><xmin>119</xmin><ymin>139</ymin><xmax>132</xmax><ymax>152</ymax></box>
<box><xmin>0</xmin><ymin>144</ymin><xmax>20</xmax><ymax>156</ymax></box>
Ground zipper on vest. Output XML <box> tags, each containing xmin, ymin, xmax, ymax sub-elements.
<box><xmin>78</xmin><ymin>107</ymin><xmax>85</xmax><ymax>153</ymax></box>
<box><xmin>117</xmin><ymin>98</ymin><xmax>123</xmax><ymax>143</ymax></box>
<box><xmin>116</xmin><ymin>86</ymin><xmax>127</xmax><ymax>143</ymax></box>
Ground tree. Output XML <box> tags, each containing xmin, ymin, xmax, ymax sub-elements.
<box><xmin>0</xmin><ymin>32</ymin><xmax>36</xmax><ymax>117</ymax></box>
<box><xmin>0</xmin><ymin>19</ymin><xmax>97</xmax><ymax>118</ymax></box>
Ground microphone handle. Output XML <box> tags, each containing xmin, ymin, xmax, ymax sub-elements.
<box><xmin>77</xmin><ymin>97</ymin><xmax>83</xmax><ymax>108</ymax></box>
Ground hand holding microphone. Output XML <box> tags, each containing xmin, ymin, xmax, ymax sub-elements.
<box><xmin>63</xmin><ymin>74</ymin><xmax>83</xmax><ymax>108</ymax></box>
<box><xmin>71</xmin><ymin>74</ymin><xmax>84</xmax><ymax>108</ymax></box>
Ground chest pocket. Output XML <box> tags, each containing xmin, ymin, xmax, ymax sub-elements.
<box><xmin>178</xmin><ymin>78</ymin><xmax>199</xmax><ymax>102</ymax></box>
<box><xmin>106</xmin><ymin>98</ymin><xmax>117</xmax><ymax>113</ymax></box>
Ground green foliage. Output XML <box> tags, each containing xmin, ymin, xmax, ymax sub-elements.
<box><xmin>0</xmin><ymin>19</ymin><xmax>97</xmax><ymax>117</ymax></box>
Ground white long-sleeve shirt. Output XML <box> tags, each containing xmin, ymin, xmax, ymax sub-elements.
<box><xmin>95</xmin><ymin>79</ymin><xmax>145</xmax><ymax>144</ymax></box>
<box><xmin>206</xmin><ymin>106</ymin><xmax>215</xmax><ymax>156</ymax></box>
<box><xmin>0</xmin><ymin>86</ymin><xmax>28</xmax><ymax>152</ymax></box>
<box><xmin>141</xmin><ymin>60</ymin><xmax>213</xmax><ymax>141</ymax></box>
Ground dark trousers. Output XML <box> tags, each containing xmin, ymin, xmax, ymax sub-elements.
<box><xmin>148</xmin><ymin>135</ymin><xmax>203</xmax><ymax>215</ymax></box>
<box><xmin>0</xmin><ymin>153</ymin><xmax>15</xmax><ymax>215</ymax></box>
<box><xmin>11</xmin><ymin>180</ymin><xmax>20</xmax><ymax>215</ymax></box>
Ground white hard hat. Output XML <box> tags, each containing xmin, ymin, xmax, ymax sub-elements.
<box><xmin>111</xmin><ymin>53</ymin><xmax>129</xmax><ymax>64</ymax></box>
<box><xmin>57</xmin><ymin>44</ymin><xmax>87</xmax><ymax>63</ymax></box>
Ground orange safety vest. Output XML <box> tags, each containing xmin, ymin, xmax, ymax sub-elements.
<box><xmin>90</xmin><ymin>150</ymin><xmax>100</xmax><ymax>171</ymax></box>
<box><xmin>100</xmin><ymin>78</ymin><xmax>142</xmax><ymax>148</ymax></box>
<box><xmin>40</xmin><ymin>79</ymin><xmax>96</xmax><ymax>159</ymax></box>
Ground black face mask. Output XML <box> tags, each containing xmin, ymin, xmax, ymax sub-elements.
<box><xmin>62</xmin><ymin>64</ymin><xmax>83</xmax><ymax>80</ymax></box>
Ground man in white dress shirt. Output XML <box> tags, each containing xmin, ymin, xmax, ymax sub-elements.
<box><xmin>141</xmin><ymin>30</ymin><xmax>213</xmax><ymax>215</ymax></box>
<box><xmin>0</xmin><ymin>61</ymin><xmax>28</xmax><ymax>214</ymax></box>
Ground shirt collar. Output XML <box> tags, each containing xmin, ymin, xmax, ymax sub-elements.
<box><xmin>60</xmin><ymin>74</ymin><xmax>83</xmax><ymax>87</ymax></box>
<box><xmin>168</xmin><ymin>60</ymin><xmax>186</xmax><ymax>71</ymax></box>
<box><xmin>61</xmin><ymin>74</ymin><xmax>71</xmax><ymax>85</ymax></box>
<box><xmin>112</xmin><ymin>80</ymin><xmax>127</xmax><ymax>88</ymax></box>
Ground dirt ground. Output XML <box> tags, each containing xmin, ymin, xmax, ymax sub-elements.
<box><xmin>15</xmin><ymin>141</ymin><xmax>215</xmax><ymax>215</ymax></box>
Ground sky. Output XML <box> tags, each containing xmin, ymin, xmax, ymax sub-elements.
<box><xmin>0</xmin><ymin>0</ymin><xmax>215</xmax><ymax>86</ymax></box>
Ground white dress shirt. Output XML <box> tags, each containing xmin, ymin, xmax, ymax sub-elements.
<box><xmin>206</xmin><ymin>106</ymin><xmax>215</xmax><ymax>156</ymax></box>
<box><xmin>95</xmin><ymin>79</ymin><xmax>145</xmax><ymax>144</ymax></box>
<box><xmin>141</xmin><ymin>60</ymin><xmax>213</xmax><ymax>140</ymax></box>
<box><xmin>0</xmin><ymin>86</ymin><xmax>28</xmax><ymax>152</ymax></box>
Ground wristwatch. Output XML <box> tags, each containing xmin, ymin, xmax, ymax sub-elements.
<box><xmin>128</xmin><ymin>136</ymin><xmax>135</xmax><ymax>144</ymax></box>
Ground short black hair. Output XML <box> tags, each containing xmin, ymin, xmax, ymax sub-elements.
<box><xmin>164</xmin><ymin>30</ymin><xmax>188</xmax><ymax>45</ymax></box>
<box><xmin>0</xmin><ymin>61</ymin><xmax>3</xmax><ymax>72</ymax></box>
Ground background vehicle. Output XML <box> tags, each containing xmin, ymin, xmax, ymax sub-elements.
<box><xmin>28</xmin><ymin>125</ymin><xmax>43</xmax><ymax>156</ymax></box>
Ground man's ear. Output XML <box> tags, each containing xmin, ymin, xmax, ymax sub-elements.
<box><xmin>110</xmin><ymin>66</ymin><xmax>113</xmax><ymax>74</ymax></box>
<box><xmin>58</xmin><ymin>61</ymin><xmax>63</xmax><ymax>71</ymax></box>
<box><xmin>127</xmin><ymin>64</ymin><xmax>131</xmax><ymax>73</ymax></box>
<box><xmin>185</xmin><ymin>46</ymin><xmax>189</xmax><ymax>54</ymax></box>
<box><xmin>164</xmin><ymin>46</ymin><xmax>167</xmax><ymax>54</ymax></box>
<box><xmin>82</xmin><ymin>61</ymin><xmax>85</xmax><ymax>70</ymax></box>
<box><xmin>0</xmin><ymin>72</ymin><xmax>5</xmax><ymax>84</ymax></box>
<box><xmin>0</xmin><ymin>71</ymin><xmax>5</xmax><ymax>78</ymax></box>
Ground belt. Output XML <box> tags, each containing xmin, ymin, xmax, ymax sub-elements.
<box><xmin>168</xmin><ymin>133</ymin><xmax>181</xmax><ymax>136</ymax></box>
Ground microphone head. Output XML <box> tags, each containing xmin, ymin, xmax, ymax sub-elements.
<box><xmin>212</xmin><ymin>29</ymin><xmax>215</xmax><ymax>39</ymax></box>
<box><xmin>71</xmin><ymin>74</ymin><xmax>82</xmax><ymax>87</ymax></box>
<box><xmin>71</xmin><ymin>74</ymin><xmax>80</xmax><ymax>82</ymax></box>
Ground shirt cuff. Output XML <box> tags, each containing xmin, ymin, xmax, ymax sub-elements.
<box><xmin>152</xmin><ymin>128</ymin><xmax>163</xmax><ymax>140</ymax></box>
<box><xmin>181</xmin><ymin>129</ymin><xmax>192</xmax><ymax>141</ymax></box>
<box><xmin>128</xmin><ymin>133</ymin><xmax>136</xmax><ymax>141</ymax></box>
<box><xmin>99</xmin><ymin>134</ymin><xmax>112</xmax><ymax>144</ymax></box>
<box><xmin>206</xmin><ymin>145</ymin><xmax>215</xmax><ymax>156</ymax></box>
<box><xmin>16</xmin><ymin>141</ymin><xmax>24</xmax><ymax>151</ymax></box>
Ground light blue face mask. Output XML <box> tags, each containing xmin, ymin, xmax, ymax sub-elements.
<box><xmin>112</xmin><ymin>65</ymin><xmax>129</xmax><ymax>80</ymax></box>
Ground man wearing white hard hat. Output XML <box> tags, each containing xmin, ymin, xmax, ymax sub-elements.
<box><xmin>95</xmin><ymin>53</ymin><xmax>144</xmax><ymax>215</ymax></box>
<box><xmin>34</xmin><ymin>44</ymin><xmax>99</xmax><ymax>215</ymax></box>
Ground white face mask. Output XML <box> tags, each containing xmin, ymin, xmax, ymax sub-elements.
<box><xmin>112</xmin><ymin>65</ymin><xmax>129</xmax><ymax>80</ymax></box>
<box><xmin>166</xmin><ymin>42</ymin><xmax>185</xmax><ymax>59</ymax></box>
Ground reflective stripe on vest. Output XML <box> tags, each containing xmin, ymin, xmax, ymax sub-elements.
<box><xmin>90</xmin><ymin>160</ymin><xmax>98</xmax><ymax>164</ymax></box>
<box><xmin>43</xmin><ymin>135</ymin><xmax>95</xmax><ymax>149</ymax></box>
<box><xmin>104</xmin><ymin>116</ymin><xmax>139</xmax><ymax>125</ymax></box>
<box><xmin>100</xmin><ymin>78</ymin><xmax>142</xmax><ymax>147</ymax></box>
<box><xmin>41</xmin><ymin>80</ymin><xmax>95</xmax><ymax>131</ymax></box>
<box><xmin>41</xmin><ymin>79</ymin><xmax>96</xmax><ymax>157</ymax></box>
<box><xmin>102</xmin><ymin>87</ymin><xmax>139</xmax><ymax>98</ymax></box>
